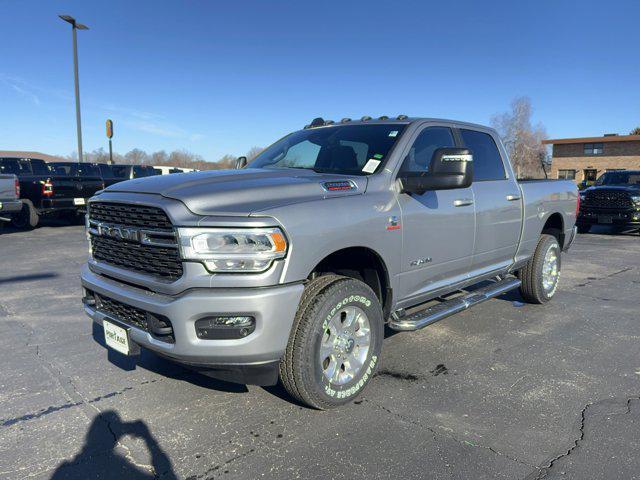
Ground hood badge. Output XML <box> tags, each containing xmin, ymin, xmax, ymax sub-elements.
<box><xmin>322</xmin><ymin>180</ymin><xmax>356</xmax><ymax>192</ymax></box>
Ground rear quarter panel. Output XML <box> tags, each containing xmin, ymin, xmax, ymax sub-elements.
<box><xmin>516</xmin><ymin>180</ymin><xmax>578</xmax><ymax>264</ymax></box>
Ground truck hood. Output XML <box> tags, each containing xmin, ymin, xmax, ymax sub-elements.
<box><xmin>585</xmin><ymin>185</ymin><xmax>640</xmax><ymax>193</ymax></box>
<box><xmin>104</xmin><ymin>168</ymin><xmax>367</xmax><ymax>216</ymax></box>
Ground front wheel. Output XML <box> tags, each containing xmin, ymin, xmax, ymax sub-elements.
<box><xmin>518</xmin><ymin>234</ymin><xmax>561</xmax><ymax>304</ymax></box>
<box><xmin>279</xmin><ymin>274</ymin><xmax>383</xmax><ymax>409</ymax></box>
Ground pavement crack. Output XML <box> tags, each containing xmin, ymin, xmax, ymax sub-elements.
<box><xmin>572</xmin><ymin>266</ymin><xmax>634</xmax><ymax>287</ymax></box>
<box><xmin>370</xmin><ymin>400</ymin><xmax>537</xmax><ymax>471</ymax></box>
<box><xmin>526</xmin><ymin>395</ymin><xmax>640</xmax><ymax>480</ymax></box>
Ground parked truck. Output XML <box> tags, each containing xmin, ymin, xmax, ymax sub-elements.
<box><xmin>0</xmin><ymin>173</ymin><xmax>22</xmax><ymax>225</ymax></box>
<box><xmin>81</xmin><ymin>117</ymin><xmax>578</xmax><ymax>409</ymax></box>
<box><xmin>0</xmin><ymin>157</ymin><xmax>104</xmax><ymax>228</ymax></box>
<box><xmin>577</xmin><ymin>170</ymin><xmax>640</xmax><ymax>233</ymax></box>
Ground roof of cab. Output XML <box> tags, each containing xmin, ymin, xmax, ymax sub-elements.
<box><xmin>302</xmin><ymin>116</ymin><xmax>495</xmax><ymax>132</ymax></box>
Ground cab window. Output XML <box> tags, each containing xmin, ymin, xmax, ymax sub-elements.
<box><xmin>400</xmin><ymin>127</ymin><xmax>455</xmax><ymax>173</ymax></box>
<box><xmin>459</xmin><ymin>129</ymin><xmax>506</xmax><ymax>181</ymax></box>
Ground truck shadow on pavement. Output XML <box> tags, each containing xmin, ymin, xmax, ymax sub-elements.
<box><xmin>92</xmin><ymin>323</ymin><xmax>249</xmax><ymax>394</ymax></box>
<box><xmin>50</xmin><ymin>410</ymin><xmax>178</xmax><ymax>479</ymax></box>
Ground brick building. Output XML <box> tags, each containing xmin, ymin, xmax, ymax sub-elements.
<box><xmin>543</xmin><ymin>134</ymin><xmax>640</xmax><ymax>184</ymax></box>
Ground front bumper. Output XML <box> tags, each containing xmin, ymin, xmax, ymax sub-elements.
<box><xmin>81</xmin><ymin>264</ymin><xmax>304</xmax><ymax>380</ymax></box>
<box><xmin>577</xmin><ymin>209</ymin><xmax>640</xmax><ymax>228</ymax></box>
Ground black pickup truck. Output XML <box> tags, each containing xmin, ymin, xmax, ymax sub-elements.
<box><xmin>577</xmin><ymin>170</ymin><xmax>640</xmax><ymax>233</ymax></box>
<box><xmin>0</xmin><ymin>157</ymin><xmax>104</xmax><ymax>228</ymax></box>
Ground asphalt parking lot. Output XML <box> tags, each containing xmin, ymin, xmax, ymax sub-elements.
<box><xmin>0</xmin><ymin>223</ymin><xmax>639</xmax><ymax>479</ymax></box>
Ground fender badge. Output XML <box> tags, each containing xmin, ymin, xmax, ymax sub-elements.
<box><xmin>386</xmin><ymin>216</ymin><xmax>401</xmax><ymax>231</ymax></box>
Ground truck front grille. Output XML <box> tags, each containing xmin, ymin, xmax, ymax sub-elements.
<box><xmin>88</xmin><ymin>202</ymin><xmax>183</xmax><ymax>280</ymax></box>
<box><xmin>89</xmin><ymin>202</ymin><xmax>174</xmax><ymax>231</ymax></box>
<box><xmin>90</xmin><ymin>291</ymin><xmax>175</xmax><ymax>343</ymax></box>
<box><xmin>584</xmin><ymin>190</ymin><xmax>633</xmax><ymax>209</ymax></box>
<box><xmin>91</xmin><ymin>234</ymin><xmax>183</xmax><ymax>280</ymax></box>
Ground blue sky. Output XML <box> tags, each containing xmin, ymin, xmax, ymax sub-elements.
<box><xmin>1</xmin><ymin>0</ymin><xmax>639</xmax><ymax>162</ymax></box>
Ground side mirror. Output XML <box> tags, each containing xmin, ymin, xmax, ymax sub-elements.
<box><xmin>235</xmin><ymin>156</ymin><xmax>247</xmax><ymax>169</ymax></box>
<box><xmin>399</xmin><ymin>148</ymin><xmax>473</xmax><ymax>195</ymax></box>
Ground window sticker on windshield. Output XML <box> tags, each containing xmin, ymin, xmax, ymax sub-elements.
<box><xmin>373</xmin><ymin>153</ymin><xmax>384</xmax><ymax>159</ymax></box>
<box><xmin>362</xmin><ymin>159</ymin><xmax>381</xmax><ymax>174</ymax></box>
<box><xmin>388</xmin><ymin>131</ymin><xmax>398</xmax><ymax>137</ymax></box>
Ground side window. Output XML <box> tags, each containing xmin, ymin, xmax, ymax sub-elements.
<box><xmin>459</xmin><ymin>129</ymin><xmax>506</xmax><ymax>181</ymax></box>
<box><xmin>400</xmin><ymin>126</ymin><xmax>455</xmax><ymax>173</ymax></box>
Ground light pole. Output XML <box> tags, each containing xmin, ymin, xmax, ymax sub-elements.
<box><xmin>59</xmin><ymin>15</ymin><xmax>88</xmax><ymax>163</ymax></box>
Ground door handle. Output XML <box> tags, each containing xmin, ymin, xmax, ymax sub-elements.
<box><xmin>453</xmin><ymin>199</ymin><xmax>474</xmax><ymax>207</ymax></box>
<box><xmin>506</xmin><ymin>194</ymin><xmax>521</xmax><ymax>201</ymax></box>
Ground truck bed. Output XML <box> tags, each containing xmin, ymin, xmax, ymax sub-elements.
<box><xmin>515</xmin><ymin>179</ymin><xmax>578</xmax><ymax>265</ymax></box>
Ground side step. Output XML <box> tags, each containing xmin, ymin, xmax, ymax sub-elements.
<box><xmin>388</xmin><ymin>276</ymin><xmax>521</xmax><ymax>331</ymax></box>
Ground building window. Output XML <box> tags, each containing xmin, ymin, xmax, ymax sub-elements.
<box><xmin>584</xmin><ymin>143</ymin><xmax>603</xmax><ymax>155</ymax></box>
<box><xmin>558</xmin><ymin>169</ymin><xmax>576</xmax><ymax>180</ymax></box>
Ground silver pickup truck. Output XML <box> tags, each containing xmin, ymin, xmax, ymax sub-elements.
<box><xmin>81</xmin><ymin>117</ymin><xmax>578</xmax><ymax>409</ymax></box>
<box><xmin>0</xmin><ymin>174</ymin><xmax>22</xmax><ymax>224</ymax></box>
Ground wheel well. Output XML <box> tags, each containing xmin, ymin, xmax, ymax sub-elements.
<box><xmin>542</xmin><ymin>213</ymin><xmax>564</xmax><ymax>246</ymax></box>
<box><xmin>311</xmin><ymin>247</ymin><xmax>392</xmax><ymax>317</ymax></box>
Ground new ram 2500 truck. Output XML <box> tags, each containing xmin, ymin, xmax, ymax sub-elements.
<box><xmin>81</xmin><ymin>117</ymin><xmax>578</xmax><ymax>409</ymax></box>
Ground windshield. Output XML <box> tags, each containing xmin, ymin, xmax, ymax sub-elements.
<box><xmin>596</xmin><ymin>171</ymin><xmax>640</xmax><ymax>186</ymax></box>
<box><xmin>250</xmin><ymin>124</ymin><xmax>407</xmax><ymax>175</ymax></box>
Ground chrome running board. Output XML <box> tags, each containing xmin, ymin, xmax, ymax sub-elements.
<box><xmin>388</xmin><ymin>276</ymin><xmax>521</xmax><ymax>331</ymax></box>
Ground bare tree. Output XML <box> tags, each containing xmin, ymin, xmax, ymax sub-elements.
<box><xmin>630</xmin><ymin>127</ymin><xmax>640</xmax><ymax>135</ymax></box>
<box><xmin>151</xmin><ymin>150</ymin><xmax>169</xmax><ymax>165</ymax></box>
<box><xmin>124</xmin><ymin>148</ymin><xmax>149</xmax><ymax>165</ymax></box>
<box><xmin>491</xmin><ymin>97</ymin><xmax>548</xmax><ymax>179</ymax></box>
<box><xmin>245</xmin><ymin>146</ymin><xmax>264</xmax><ymax>162</ymax></box>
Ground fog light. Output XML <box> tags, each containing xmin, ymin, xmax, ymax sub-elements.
<box><xmin>195</xmin><ymin>316</ymin><xmax>255</xmax><ymax>340</ymax></box>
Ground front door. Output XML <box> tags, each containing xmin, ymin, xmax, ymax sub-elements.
<box><xmin>396</xmin><ymin>125</ymin><xmax>476</xmax><ymax>305</ymax></box>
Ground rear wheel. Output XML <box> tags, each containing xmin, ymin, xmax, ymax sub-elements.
<box><xmin>279</xmin><ymin>274</ymin><xmax>383</xmax><ymax>409</ymax></box>
<box><xmin>518</xmin><ymin>234</ymin><xmax>561</xmax><ymax>304</ymax></box>
<box><xmin>11</xmin><ymin>200</ymin><xmax>38</xmax><ymax>229</ymax></box>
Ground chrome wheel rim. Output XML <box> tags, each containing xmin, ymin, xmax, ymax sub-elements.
<box><xmin>542</xmin><ymin>246</ymin><xmax>560</xmax><ymax>294</ymax></box>
<box><xmin>319</xmin><ymin>306</ymin><xmax>371</xmax><ymax>386</ymax></box>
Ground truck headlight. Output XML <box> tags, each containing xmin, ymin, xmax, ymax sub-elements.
<box><xmin>177</xmin><ymin>228</ymin><xmax>288</xmax><ymax>273</ymax></box>
<box><xmin>631</xmin><ymin>195</ymin><xmax>640</xmax><ymax>207</ymax></box>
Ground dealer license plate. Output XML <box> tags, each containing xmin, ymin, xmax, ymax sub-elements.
<box><xmin>73</xmin><ymin>198</ymin><xmax>86</xmax><ymax>206</ymax></box>
<box><xmin>103</xmin><ymin>319</ymin><xmax>131</xmax><ymax>355</ymax></box>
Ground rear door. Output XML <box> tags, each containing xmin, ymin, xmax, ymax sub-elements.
<box><xmin>460</xmin><ymin>128</ymin><xmax>522</xmax><ymax>276</ymax></box>
<box><xmin>396</xmin><ymin>125</ymin><xmax>476</xmax><ymax>303</ymax></box>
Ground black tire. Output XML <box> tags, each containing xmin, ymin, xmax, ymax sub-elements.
<box><xmin>576</xmin><ymin>224</ymin><xmax>590</xmax><ymax>234</ymax></box>
<box><xmin>518</xmin><ymin>234</ymin><xmax>561</xmax><ymax>304</ymax></box>
<box><xmin>279</xmin><ymin>274</ymin><xmax>383</xmax><ymax>409</ymax></box>
<box><xmin>11</xmin><ymin>200</ymin><xmax>39</xmax><ymax>229</ymax></box>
